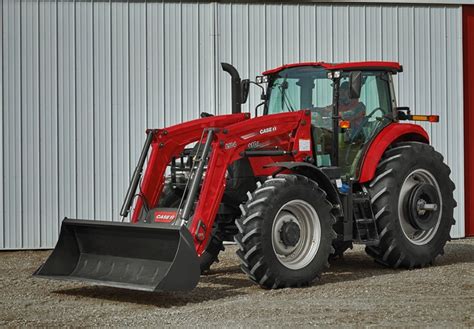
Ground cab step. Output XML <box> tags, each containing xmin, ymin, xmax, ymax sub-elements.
<box><xmin>353</xmin><ymin>192</ymin><xmax>380</xmax><ymax>246</ymax></box>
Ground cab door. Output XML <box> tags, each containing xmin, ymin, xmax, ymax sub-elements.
<box><xmin>337</xmin><ymin>71</ymin><xmax>394</xmax><ymax>175</ymax></box>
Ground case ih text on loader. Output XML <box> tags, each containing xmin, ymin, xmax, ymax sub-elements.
<box><xmin>34</xmin><ymin>61</ymin><xmax>455</xmax><ymax>291</ymax></box>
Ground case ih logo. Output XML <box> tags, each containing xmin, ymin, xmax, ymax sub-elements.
<box><xmin>154</xmin><ymin>211</ymin><xmax>177</xmax><ymax>223</ymax></box>
<box><xmin>259</xmin><ymin>126</ymin><xmax>276</xmax><ymax>135</ymax></box>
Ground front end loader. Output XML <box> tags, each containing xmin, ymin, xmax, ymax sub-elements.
<box><xmin>35</xmin><ymin>61</ymin><xmax>455</xmax><ymax>291</ymax></box>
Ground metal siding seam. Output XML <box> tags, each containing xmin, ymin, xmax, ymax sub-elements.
<box><xmin>0</xmin><ymin>0</ymin><xmax>3</xmax><ymax>248</ymax></box>
<box><xmin>91</xmin><ymin>0</ymin><xmax>95</xmax><ymax>219</ymax></box>
<box><xmin>109</xmin><ymin>0</ymin><xmax>113</xmax><ymax>219</ymax></box>
<box><xmin>74</xmin><ymin>0</ymin><xmax>78</xmax><ymax>220</ymax></box>
<box><xmin>55</xmin><ymin>0</ymin><xmax>60</xmax><ymax>246</ymax></box>
<box><xmin>455</xmin><ymin>6</ymin><xmax>465</xmax><ymax>237</ymax></box>
<box><xmin>145</xmin><ymin>0</ymin><xmax>148</xmax><ymax>127</ymax></box>
<box><xmin>37</xmin><ymin>0</ymin><xmax>41</xmax><ymax>248</ymax></box>
<box><xmin>179</xmin><ymin>3</ymin><xmax>183</xmax><ymax>120</ymax></box>
<box><xmin>197</xmin><ymin>3</ymin><xmax>201</xmax><ymax>117</ymax></box>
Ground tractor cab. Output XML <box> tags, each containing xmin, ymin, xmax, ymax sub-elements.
<box><xmin>260</xmin><ymin>62</ymin><xmax>400</xmax><ymax>176</ymax></box>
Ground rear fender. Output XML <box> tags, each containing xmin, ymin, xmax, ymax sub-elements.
<box><xmin>358</xmin><ymin>123</ymin><xmax>429</xmax><ymax>183</ymax></box>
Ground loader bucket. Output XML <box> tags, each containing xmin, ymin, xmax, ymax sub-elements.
<box><xmin>33</xmin><ymin>219</ymin><xmax>200</xmax><ymax>292</ymax></box>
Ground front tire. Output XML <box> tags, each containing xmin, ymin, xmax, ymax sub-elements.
<box><xmin>235</xmin><ymin>174</ymin><xmax>336</xmax><ymax>288</ymax></box>
<box><xmin>365</xmin><ymin>142</ymin><xmax>455</xmax><ymax>268</ymax></box>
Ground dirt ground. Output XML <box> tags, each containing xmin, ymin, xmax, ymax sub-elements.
<box><xmin>0</xmin><ymin>239</ymin><xmax>473</xmax><ymax>327</ymax></box>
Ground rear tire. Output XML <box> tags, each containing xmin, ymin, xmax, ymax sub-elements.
<box><xmin>365</xmin><ymin>142</ymin><xmax>455</xmax><ymax>268</ymax></box>
<box><xmin>235</xmin><ymin>174</ymin><xmax>336</xmax><ymax>288</ymax></box>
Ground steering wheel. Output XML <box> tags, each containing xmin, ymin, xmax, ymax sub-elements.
<box><xmin>349</xmin><ymin>107</ymin><xmax>385</xmax><ymax>142</ymax></box>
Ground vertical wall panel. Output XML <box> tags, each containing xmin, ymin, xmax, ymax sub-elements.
<box><xmin>398</xmin><ymin>7</ymin><xmax>416</xmax><ymax>111</ymax></box>
<box><xmin>248</xmin><ymin>4</ymin><xmax>265</xmax><ymax>116</ymax></box>
<box><xmin>216</xmin><ymin>3</ymin><xmax>232</xmax><ymax>115</ymax></box>
<box><xmin>231</xmin><ymin>4</ymin><xmax>250</xmax><ymax>114</ymax></box>
<box><xmin>414</xmin><ymin>7</ymin><xmax>432</xmax><ymax>135</ymax></box>
<box><xmin>446</xmin><ymin>6</ymin><xmax>465</xmax><ymax>238</ymax></box>
<box><xmin>146</xmin><ymin>2</ymin><xmax>164</xmax><ymax>127</ymax></box>
<box><xmin>111</xmin><ymin>1</ymin><xmax>129</xmax><ymax>220</ymax></box>
<box><xmin>181</xmin><ymin>3</ymin><xmax>199</xmax><ymax>121</ymax></box>
<box><xmin>0</xmin><ymin>2</ymin><xmax>466</xmax><ymax>248</ymax></box>
<box><xmin>197</xmin><ymin>3</ymin><xmax>215</xmax><ymax>115</ymax></box>
<box><xmin>349</xmin><ymin>6</ymin><xmax>366</xmax><ymax>62</ymax></box>
<box><xmin>57</xmin><ymin>0</ymin><xmax>77</xmax><ymax>226</ymax></box>
<box><xmin>282</xmin><ymin>4</ymin><xmax>299</xmax><ymax>63</ymax></box>
<box><xmin>75</xmin><ymin>1</ymin><xmax>94</xmax><ymax>219</ymax></box>
<box><xmin>129</xmin><ymin>2</ymin><xmax>146</xmax><ymax>173</ymax></box>
<box><xmin>316</xmin><ymin>6</ymin><xmax>333</xmax><ymax>62</ymax></box>
<box><xmin>21</xmin><ymin>0</ymin><xmax>40</xmax><ymax>248</ymax></box>
<box><xmin>265</xmin><ymin>5</ymin><xmax>283</xmax><ymax>69</ymax></box>
<box><xmin>39</xmin><ymin>0</ymin><xmax>58</xmax><ymax>246</ymax></box>
<box><xmin>333</xmin><ymin>5</ymin><xmax>349</xmax><ymax>62</ymax></box>
<box><xmin>430</xmin><ymin>7</ymin><xmax>448</xmax><ymax>157</ymax></box>
<box><xmin>299</xmin><ymin>5</ymin><xmax>316</xmax><ymax>63</ymax></box>
<box><xmin>163</xmin><ymin>3</ymin><xmax>181</xmax><ymax>124</ymax></box>
<box><xmin>3</xmin><ymin>0</ymin><xmax>22</xmax><ymax>249</ymax></box>
<box><xmin>366</xmin><ymin>6</ymin><xmax>382</xmax><ymax>59</ymax></box>
<box><xmin>93</xmin><ymin>1</ymin><xmax>112</xmax><ymax>220</ymax></box>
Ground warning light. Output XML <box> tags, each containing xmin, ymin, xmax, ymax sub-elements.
<box><xmin>411</xmin><ymin>115</ymin><xmax>439</xmax><ymax>123</ymax></box>
<box><xmin>339</xmin><ymin>120</ymin><xmax>351</xmax><ymax>129</ymax></box>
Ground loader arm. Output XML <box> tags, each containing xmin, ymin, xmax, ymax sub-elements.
<box><xmin>189</xmin><ymin>110</ymin><xmax>313</xmax><ymax>255</ymax></box>
<box><xmin>132</xmin><ymin>113</ymin><xmax>250</xmax><ymax>222</ymax></box>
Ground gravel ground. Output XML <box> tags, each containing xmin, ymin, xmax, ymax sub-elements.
<box><xmin>0</xmin><ymin>239</ymin><xmax>473</xmax><ymax>327</ymax></box>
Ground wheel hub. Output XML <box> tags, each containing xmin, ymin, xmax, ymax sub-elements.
<box><xmin>271</xmin><ymin>200</ymin><xmax>322</xmax><ymax>270</ymax></box>
<box><xmin>280</xmin><ymin>221</ymin><xmax>301</xmax><ymax>247</ymax></box>
<box><xmin>406</xmin><ymin>182</ymin><xmax>440</xmax><ymax>231</ymax></box>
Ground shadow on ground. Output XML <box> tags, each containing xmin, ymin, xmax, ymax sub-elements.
<box><xmin>52</xmin><ymin>241</ymin><xmax>474</xmax><ymax>307</ymax></box>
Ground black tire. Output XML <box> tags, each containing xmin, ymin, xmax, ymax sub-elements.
<box><xmin>365</xmin><ymin>142</ymin><xmax>456</xmax><ymax>268</ymax></box>
<box><xmin>158</xmin><ymin>184</ymin><xmax>224</xmax><ymax>273</ymax></box>
<box><xmin>235</xmin><ymin>174</ymin><xmax>336</xmax><ymax>288</ymax></box>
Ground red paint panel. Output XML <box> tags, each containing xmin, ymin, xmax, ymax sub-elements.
<box><xmin>262</xmin><ymin>61</ymin><xmax>402</xmax><ymax>75</ymax></box>
<box><xmin>463</xmin><ymin>5</ymin><xmax>474</xmax><ymax>237</ymax></box>
<box><xmin>358</xmin><ymin>123</ymin><xmax>429</xmax><ymax>183</ymax></box>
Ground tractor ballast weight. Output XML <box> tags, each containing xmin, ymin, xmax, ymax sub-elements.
<box><xmin>35</xmin><ymin>61</ymin><xmax>455</xmax><ymax>292</ymax></box>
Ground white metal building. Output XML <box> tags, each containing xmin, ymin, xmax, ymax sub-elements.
<box><xmin>0</xmin><ymin>0</ymin><xmax>471</xmax><ymax>249</ymax></box>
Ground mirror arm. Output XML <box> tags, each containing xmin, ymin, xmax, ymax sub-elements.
<box><xmin>254</xmin><ymin>101</ymin><xmax>266</xmax><ymax>118</ymax></box>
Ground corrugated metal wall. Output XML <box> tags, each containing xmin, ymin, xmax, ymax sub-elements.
<box><xmin>0</xmin><ymin>1</ymin><xmax>464</xmax><ymax>249</ymax></box>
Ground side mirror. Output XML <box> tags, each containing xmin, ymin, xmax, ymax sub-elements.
<box><xmin>349</xmin><ymin>71</ymin><xmax>362</xmax><ymax>99</ymax></box>
<box><xmin>241</xmin><ymin>79</ymin><xmax>250</xmax><ymax>104</ymax></box>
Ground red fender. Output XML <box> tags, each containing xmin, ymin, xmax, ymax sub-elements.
<box><xmin>358</xmin><ymin>123</ymin><xmax>429</xmax><ymax>183</ymax></box>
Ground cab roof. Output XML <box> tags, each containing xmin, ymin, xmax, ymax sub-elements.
<box><xmin>262</xmin><ymin>61</ymin><xmax>402</xmax><ymax>75</ymax></box>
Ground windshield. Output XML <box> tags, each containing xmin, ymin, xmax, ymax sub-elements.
<box><xmin>266</xmin><ymin>67</ymin><xmax>333</xmax><ymax>116</ymax></box>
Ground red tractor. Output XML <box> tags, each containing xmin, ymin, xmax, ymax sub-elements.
<box><xmin>35</xmin><ymin>61</ymin><xmax>455</xmax><ymax>291</ymax></box>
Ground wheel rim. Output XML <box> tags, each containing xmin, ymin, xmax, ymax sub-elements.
<box><xmin>398</xmin><ymin>168</ymin><xmax>442</xmax><ymax>245</ymax></box>
<box><xmin>271</xmin><ymin>199</ymin><xmax>321</xmax><ymax>270</ymax></box>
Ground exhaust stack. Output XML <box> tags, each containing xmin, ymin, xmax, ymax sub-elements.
<box><xmin>221</xmin><ymin>62</ymin><xmax>242</xmax><ymax>114</ymax></box>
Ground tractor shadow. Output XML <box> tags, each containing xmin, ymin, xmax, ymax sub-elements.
<box><xmin>53</xmin><ymin>265</ymin><xmax>255</xmax><ymax>308</ymax></box>
<box><xmin>53</xmin><ymin>241</ymin><xmax>474</xmax><ymax>306</ymax></box>
<box><xmin>322</xmin><ymin>241</ymin><xmax>474</xmax><ymax>284</ymax></box>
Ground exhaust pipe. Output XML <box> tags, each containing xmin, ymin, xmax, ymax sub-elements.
<box><xmin>221</xmin><ymin>62</ymin><xmax>242</xmax><ymax>114</ymax></box>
